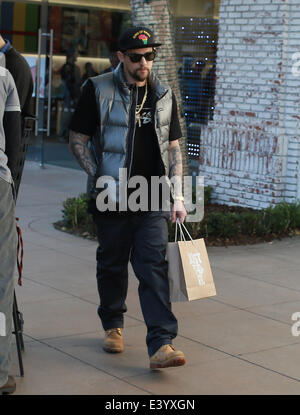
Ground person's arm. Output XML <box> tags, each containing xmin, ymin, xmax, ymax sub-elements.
<box><xmin>4</xmin><ymin>71</ymin><xmax>22</xmax><ymax>183</ymax></box>
<box><xmin>68</xmin><ymin>79</ymin><xmax>99</xmax><ymax>179</ymax></box>
<box><xmin>4</xmin><ymin>111</ymin><xmax>21</xmax><ymax>182</ymax></box>
<box><xmin>6</xmin><ymin>49</ymin><xmax>33</xmax><ymax>116</ymax></box>
<box><xmin>168</xmin><ymin>139</ymin><xmax>186</xmax><ymax>223</ymax></box>
<box><xmin>168</xmin><ymin>92</ymin><xmax>186</xmax><ymax>223</ymax></box>
<box><xmin>69</xmin><ymin>130</ymin><xmax>97</xmax><ymax>178</ymax></box>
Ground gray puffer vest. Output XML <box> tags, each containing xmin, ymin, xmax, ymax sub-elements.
<box><xmin>89</xmin><ymin>63</ymin><xmax>172</xmax><ymax>203</ymax></box>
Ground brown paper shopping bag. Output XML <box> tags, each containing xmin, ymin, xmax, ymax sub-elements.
<box><xmin>167</xmin><ymin>221</ymin><xmax>216</xmax><ymax>302</ymax></box>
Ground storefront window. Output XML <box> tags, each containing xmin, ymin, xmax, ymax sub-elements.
<box><xmin>0</xmin><ymin>0</ymin><xmax>218</xmax><ymax>168</ymax></box>
<box><xmin>47</xmin><ymin>2</ymin><xmax>131</xmax><ymax>148</ymax></box>
<box><xmin>0</xmin><ymin>0</ymin><xmax>131</xmax><ymax>168</ymax></box>
<box><xmin>48</xmin><ymin>4</ymin><xmax>131</xmax><ymax>85</ymax></box>
<box><xmin>49</xmin><ymin>4</ymin><xmax>131</xmax><ymax>58</ymax></box>
<box><xmin>170</xmin><ymin>0</ymin><xmax>220</xmax><ymax>160</ymax></box>
<box><xmin>0</xmin><ymin>1</ymin><xmax>40</xmax><ymax>53</ymax></box>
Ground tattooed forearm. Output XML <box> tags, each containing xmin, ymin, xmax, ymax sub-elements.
<box><xmin>168</xmin><ymin>140</ymin><xmax>183</xmax><ymax>199</ymax></box>
<box><xmin>69</xmin><ymin>130</ymin><xmax>97</xmax><ymax>177</ymax></box>
<box><xmin>169</xmin><ymin>143</ymin><xmax>183</xmax><ymax>178</ymax></box>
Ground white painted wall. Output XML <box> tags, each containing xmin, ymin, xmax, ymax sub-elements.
<box><xmin>200</xmin><ymin>0</ymin><xmax>300</xmax><ymax>208</ymax></box>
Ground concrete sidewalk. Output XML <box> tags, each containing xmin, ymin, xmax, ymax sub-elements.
<box><xmin>10</xmin><ymin>161</ymin><xmax>300</xmax><ymax>395</ymax></box>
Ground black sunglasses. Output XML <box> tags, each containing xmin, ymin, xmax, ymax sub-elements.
<box><xmin>123</xmin><ymin>51</ymin><xmax>156</xmax><ymax>63</ymax></box>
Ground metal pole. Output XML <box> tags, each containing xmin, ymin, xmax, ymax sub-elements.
<box><xmin>35</xmin><ymin>29</ymin><xmax>54</xmax><ymax>169</ymax></box>
<box><xmin>47</xmin><ymin>29</ymin><xmax>54</xmax><ymax>137</ymax></box>
<box><xmin>34</xmin><ymin>29</ymin><xmax>46</xmax><ymax>169</ymax></box>
<box><xmin>39</xmin><ymin>0</ymin><xmax>48</xmax><ymax>168</ymax></box>
<box><xmin>35</xmin><ymin>28</ymin><xmax>42</xmax><ymax>137</ymax></box>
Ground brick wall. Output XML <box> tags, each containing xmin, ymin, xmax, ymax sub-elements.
<box><xmin>200</xmin><ymin>0</ymin><xmax>300</xmax><ymax>208</ymax></box>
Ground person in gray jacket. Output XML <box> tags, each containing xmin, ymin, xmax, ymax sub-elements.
<box><xmin>69</xmin><ymin>26</ymin><xmax>186</xmax><ymax>369</ymax></box>
<box><xmin>0</xmin><ymin>65</ymin><xmax>21</xmax><ymax>395</ymax></box>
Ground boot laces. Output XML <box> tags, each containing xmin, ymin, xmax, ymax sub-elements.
<box><xmin>106</xmin><ymin>328</ymin><xmax>122</xmax><ymax>336</ymax></box>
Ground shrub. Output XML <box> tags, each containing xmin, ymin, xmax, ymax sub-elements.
<box><xmin>263</xmin><ymin>203</ymin><xmax>291</xmax><ymax>235</ymax></box>
<box><xmin>288</xmin><ymin>203</ymin><xmax>300</xmax><ymax>229</ymax></box>
<box><xmin>62</xmin><ymin>193</ymin><xmax>95</xmax><ymax>236</ymax></box>
<box><xmin>204</xmin><ymin>185</ymin><xmax>213</xmax><ymax>205</ymax></box>
<box><xmin>59</xmin><ymin>189</ymin><xmax>300</xmax><ymax>245</ymax></box>
<box><xmin>62</xmin><ymin>193</ymin><xmax>90</xmax><ymax>227</ymax></box>
<box><xmin>239</xmin><ymin>212</ymin><xmax>266</xmax><ymax>237</ymax></box>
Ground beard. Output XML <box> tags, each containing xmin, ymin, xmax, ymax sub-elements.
<box><xmin>128</xmin><ymin>67</ymin><xmax>150</xmax><ymax>82</ymax></box>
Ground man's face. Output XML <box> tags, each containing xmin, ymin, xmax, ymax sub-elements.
<box><xmin>118</xmin><ymin>47</ymin><xmax>154</xmax><ymax>83</ymax></box>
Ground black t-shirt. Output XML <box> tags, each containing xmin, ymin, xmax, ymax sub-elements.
<box><xmin>69</xmin><ymin>79</ymin><xmax>182</xmax><ymax>214</ymax></box>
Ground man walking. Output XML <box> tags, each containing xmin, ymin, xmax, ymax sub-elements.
<box><xmin>0</xmin><ymin>65</ymin><xmax>21</xmax><ymax>394</ymax></box>
<box><xmin>69</xmin><ymin>26</ymin><xmax>186</xmax><ymax>369</ymax></box>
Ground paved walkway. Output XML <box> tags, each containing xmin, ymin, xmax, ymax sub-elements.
<box><xmin>11</xmin><ymin>161</ymin><xmax>300</xmax><ymax>395</ymax></box>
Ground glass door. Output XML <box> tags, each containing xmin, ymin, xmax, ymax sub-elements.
<box><xmin>0</xmin><ymin>0</ymin><xmax>42</xmax><ymax>166</ymax></box>
<box><xmin>39</xmin><ymin>1</ymin><xmax>130</xmax><ymax>170</ymax></box>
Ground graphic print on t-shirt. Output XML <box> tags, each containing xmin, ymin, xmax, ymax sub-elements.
<box><xmin>135</xmin><ymin>83</ymin><xmax>152</xmax><ymax>128</ymax></box>
<box><xmin>135</xmin><ymin>105</ymin><xmax>152</xmax><ymax>127</ymax></box>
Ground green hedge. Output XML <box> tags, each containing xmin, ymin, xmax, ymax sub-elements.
<box><xmin>173</xmin><ymin>201</ymin><xmax>300</xmax><ymax>241</ymax></box>
<box><xmin>59</xmin><ymin>188</ymin><xmax>300</xmax><ymax>243</ymax></box>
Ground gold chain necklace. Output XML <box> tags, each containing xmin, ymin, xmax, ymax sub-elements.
<box><xmin>135</xmin><ymin>82</ymin><xmax>148</xmax><ymax>127</ymax></box>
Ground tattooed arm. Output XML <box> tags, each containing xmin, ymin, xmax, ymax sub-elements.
<box><xmin>168</xmin><ymin>139</ymin><xmax>186</xmax><ymax>223</ymax></box>
<box><xmin>69</xmin><ymin>130</ymin><xmax>97</xmax><ymax>177</ymax></box>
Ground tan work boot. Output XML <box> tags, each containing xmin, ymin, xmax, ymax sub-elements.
<box><xmin>103</xmin><ymin>328</ymin><xmax>124</xmax><ymax>353</ymax></box>
<box><xmin>150</xmin><ymin>344</ymin><xmax>186</xmax><ymax>369</ymax></box>
<box><xmin>0</xmin><ymin>376</ymin><xmax>16</xmax><ymax>395</ymax></box>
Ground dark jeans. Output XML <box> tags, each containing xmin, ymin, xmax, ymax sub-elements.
<box><xmin>93</xmin><ymin>211</ymin><xmax>178</xmax><ymax>357</ymax></box>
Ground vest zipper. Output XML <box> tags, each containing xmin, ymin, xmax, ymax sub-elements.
<box><xmin>126</xmin><ymin>86</ymin><xmax>138</xmax><ymax>179</ymax></box>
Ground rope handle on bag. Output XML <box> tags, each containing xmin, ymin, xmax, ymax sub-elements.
<box><xmin>180</xmin><ymin>221</ymin><xmax>195</xmax><ymax>242</ymax></box>
<box><xmin>175</xmin><ymin>218</ymin><xmax>197</xmax><ymax>249</ymax></box>
<box><xmin>175</xmin><ymin>218</ymin><xmax>186</xmax><ymax>242</ymax></box>
<box><xmin>15</xmin><ymin>218</ymin><xmax>24</xmax><ymax>286</ymax></box>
